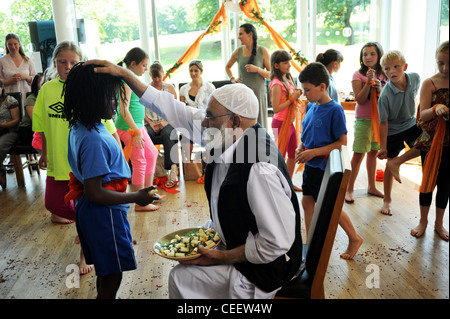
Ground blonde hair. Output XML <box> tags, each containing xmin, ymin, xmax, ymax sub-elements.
<box><xmin>46</xmin><ymin>41</ymin><xmax>84</xmax><ymax>80</ymax></box>
<box><xmin>380</xmin><ymin>50</ymin><xmax>406</xmax><ymax>67</ymax></box>
<box><xmin>436</xmin><ymin>41</ymin><xmax>449</xmax><ymax>57</ymax></box>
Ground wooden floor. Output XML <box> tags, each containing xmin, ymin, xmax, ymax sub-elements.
<box><xmin>0</xmin><ymin>110</ymin><xmax>448</xmax><ymax>300</ymax></box>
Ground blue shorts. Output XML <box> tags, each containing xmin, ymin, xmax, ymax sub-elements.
<box><xmin>302</xmin><ymin>164</ymin><xmax>325</xmax><ymax>202</ymax></box>
<box><xmin>75</xmin><ymin>200</ymin><xmax>136</xmax><ymax>277</ymax></box>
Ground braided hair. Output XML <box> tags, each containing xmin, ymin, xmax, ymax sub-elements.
<box><xmin>63</xmin><ymin>62</ymin><xmax>126</xmax><ymax>131</ymax></box>
<box><xmin>240</xmin><ymin>23</ymin><xmax>258</xmax><ymax>65</ymax></box>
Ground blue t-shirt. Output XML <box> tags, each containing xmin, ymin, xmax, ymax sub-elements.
<box><xmin>67</xmin><ymin>122</ymin><xmax>131</xmax><ymax>210</ymax></box>
<box><xmin>378</xmin><ymin>72</ymin><xmax>420</xmax><ymax>136</ymax></box>
<box><xmin>301</xmin><ymin>100</ymin><xmax>347</xmax><ymax>170</ymax></box>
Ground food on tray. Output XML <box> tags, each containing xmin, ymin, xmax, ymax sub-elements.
<box><xmin>158</xmin><ymin>228</ymin><xmax>220</xmax><ymax>258</ymax></box>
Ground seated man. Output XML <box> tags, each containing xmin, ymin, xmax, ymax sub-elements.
<box><xmin>89</xmin><ymin>60</ymin><xmax>303</xmax><ymax>299</ymax></box>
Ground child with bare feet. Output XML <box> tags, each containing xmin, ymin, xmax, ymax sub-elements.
<box><xmin>345</xmin><ymin>42</ymin><xmax>387</xmax><ymax>204</ymax></box>
<box><xmin>296</xmin><ymin>63</ymin><xmax>363</xmax><ymax>260</ymax></box>
<box><xmin>116</xmin><ymin>48</ymin><xmax>160</xmax><ymax>211</ymax></box>
<box><xmin>411</xmin><ymin>41</ymin><xmax>449</xmax><ymax>241</ymax></box>
<box><xmin>377</xmin><ymin>50</ymin><xmax>422</xmax><ymax>216</ymax></box>
<box><xmin>64</xmin><ymin>62</ymin><xmax>159</xmax><ymax>298</ymax></box>
<box><xmin>32</xmin><ymin>41</ymin><xmax>93</xmax><ymax>274</ymax></box>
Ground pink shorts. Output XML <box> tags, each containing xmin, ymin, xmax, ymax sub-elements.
<box><xmin>271</xmin><ymin>118</ymin><xmax>298</xmax><ymax>159</ymax></box>
<box><xmin>117</xmin><ymin>127</ymin><xmax>158</xmax><ymax>185</ymax></box>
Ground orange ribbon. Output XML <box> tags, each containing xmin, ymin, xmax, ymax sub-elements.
<box><xmin>163</xmin><ymin>1</ymin><xmax>308</xmax><ymax>80</ymax></box>
<box><xmin>419</xmin><ymin>109</ymin><xmax>446</xmax><ymax>194</ymax></box>
<box><xmin>277</xmin><ymin>97</ymin><xmax>301</xmax><ymax>156</ymax></box>
<box><xmin>123</xmin><ymin>128</ymin><xmax>142</xmax><ymax>162</ymax></box>
<box><xmin>239</xmin><ymin>0</ymin><xmax>308</xmax><ymax>71</ymax></box>
<box><xmin>163</xmin><ymin>3</ymin><xmax>228</xmax><ymax>80</ymax></box>
<box><xmin>64</xmin><ymin>172</ymin><xmax>128</xmax><ymax>203</ymax></box>
<box><xmin>368</xmin><ymin>80</ymin><xmax>381</xmax><ymax>145</ymax></box>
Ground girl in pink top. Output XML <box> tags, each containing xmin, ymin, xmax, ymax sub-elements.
<box><xmin>345</xmin><ymin>42</ymin><xmax>387</xmax><ymax>203</ymax></box>
<box><xmin>270</xmin><ymin>50</ymin><xmax>302</xmax><ymax>191</ymax></box>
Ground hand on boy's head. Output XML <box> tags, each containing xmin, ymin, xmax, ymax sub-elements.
<box><xmin>85</xmin><ymin>59</ymin><xmax>125</xmax><ymax>77</ymax></box>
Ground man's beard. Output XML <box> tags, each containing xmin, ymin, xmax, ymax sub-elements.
<box><xmin>203</xmin><ymin>122</ymin><xmax>235</xmax><ymax>152</ymax></box>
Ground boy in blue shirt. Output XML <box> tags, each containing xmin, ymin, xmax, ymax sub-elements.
<box><xmin>63</xmin><ymin>63</ymin><xmax>158</xmax><ymax>299</ymax></box>
<box><xmin>296</xmin><ymin>62</ymin><xmax>363</xmax><ymax>260</ymax></box>
<box><xmin>377</xmin><ymin>50</ymin><xmax>422</xmax><ymax>216</ymax></box>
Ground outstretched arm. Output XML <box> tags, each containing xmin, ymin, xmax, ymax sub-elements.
<box><xmin>84</xmin><ymin>175</ymin><xmax>158</xmax><ymax>207</ymax></box>
<box><xmin>86</xmin><ymin>59</ymin><xmax>206</xmax><ymax>146</ymax></box>
<box><xmin>86</xmin><ymin>59</ymin><xmax>148</xmax><ymax>98</ymax></box>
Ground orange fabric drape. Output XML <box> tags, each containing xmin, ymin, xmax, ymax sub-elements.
<box><xmin>123</xmin><ymin>129</ymin><xmax>142</xmax><ymax>162</ymax></box>
<box><xmin>64</xmin><ymin>172</ymin><xmax>128</xmax><ymax>203</ymax></box>
<box><xmin>294</xmin><ymin>100</ymin><xmax>308</xmax><ymax>173</ymax></box>
<box><xmin>163</xmin><ymin>0</ymin><xmax>307</xmax><ymax>79</ymax></box>
<box><xmin>163</xmin><ymin>3</ymin><xmax>228</xmax><ymax>80</ymax></box>
<box><xmin>368</xmin><ymin>81</ymin><xmax>381</xmax><ymax>145</ymax></box>
<box><xmin>153</xmin><ymin>176</ymin><xmax>180</xmax><ymax>194</ymax></box>
<box><xmin>419</xmin><ymin>115</ymin><xmax>446</xmax><ymax>194</ymax></box>
<box><xmin>277</xmin><ymin>99</ymin><xmax>301</xmax><ymax>156</ymax></box>
<box><xmin>239</xmin><ymin>0</ymin><xmax>308</xmax><ymax>72</ymax></box>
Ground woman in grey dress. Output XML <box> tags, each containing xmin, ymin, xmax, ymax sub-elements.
<box><xmin>225</xmin><ymin>23</ymin><xmax>271</xmax><ymax>130</ymax></box>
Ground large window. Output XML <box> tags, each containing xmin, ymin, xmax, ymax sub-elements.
<box><xmin>74</xmin><ymin>0</ymin><xmax>140</xmax><ymax>64</ymax></box>
<box><xmin>0</xmin><ymin>0</ymin><xmax>445</xmax><ymax>92</ymax></box>
<box><xmin>440</xmin><ymin>0</ymin><xmax>449</xmax><ymax>44</ymax></box>
<box><xmin>152</xmin><ymin>0</ymin><xmax>226</xmax><ymax>86</ymax></box>
<box><xmin>315</xmin><ymin>0</ymin><xmax>372</xmax><ymax>96</ymax></box>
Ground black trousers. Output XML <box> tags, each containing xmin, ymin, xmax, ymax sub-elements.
<box><xmin>145</xmin><ymin>123</ymin><xmax>179</xmax><ymax>170</ymax></box>
<box><xmin>419</xmin><ymin>147</ymin><xmax>449</xmax><ymax>209</ymax></box>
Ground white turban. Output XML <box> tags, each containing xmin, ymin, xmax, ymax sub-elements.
<box><xmin>211</xmin><ymin>83</ymin><xmax>259</xmax><ymax>119</ymax></box>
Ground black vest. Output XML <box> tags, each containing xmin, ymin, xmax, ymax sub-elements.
<box><xmin>204</xmin><ymin>123</ymin><xmax>303</xmax><ymax>292</ymax></box>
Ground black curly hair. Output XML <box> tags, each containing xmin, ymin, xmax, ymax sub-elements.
<box><xmin>63</xmin><ymin>62</ymin><xmax>126</xmax><ymax>131</ymax></box>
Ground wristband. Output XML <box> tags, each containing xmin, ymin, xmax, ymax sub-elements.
<box><xmin>230</xmin><ymin>76</ymin><xmax>235</xmax><ymax>81</ymax></box>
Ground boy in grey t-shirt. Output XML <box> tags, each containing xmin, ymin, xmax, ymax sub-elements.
<box><xmin>377</xmin><ymin>50</ymin><xmax>422</xmax><ymax>216</ymax></box>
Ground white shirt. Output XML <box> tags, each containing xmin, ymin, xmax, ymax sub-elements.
<box><xmin>179</xmin><ymin>81</ymin><xmax>215</xmax><ymax>109</ymax></box>
<box><xmin>140</xmin><ymin>85</ymin><xmax>296</xmax><ymax>264</ymax></box>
